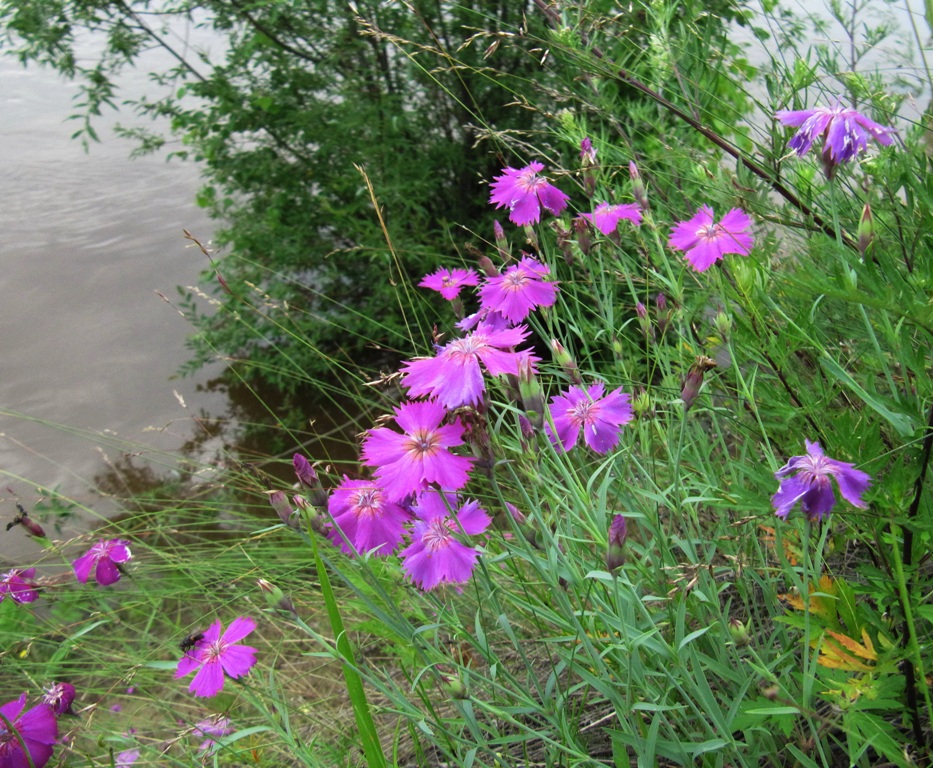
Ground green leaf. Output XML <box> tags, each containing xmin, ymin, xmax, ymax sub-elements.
<box><xmin>820</xmin><ymin>355</ymin><xmax>915</xmax><ymax>436</ymax></box>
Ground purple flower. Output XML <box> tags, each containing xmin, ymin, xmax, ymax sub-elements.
<box><xmin>41</xmin><ymin>683</ymin><xmax>75</xmax><ymax>717</ymax></box>
<box><xmin>775</xmin><ymin>99</ymin><xmax>894</xmax><ymax>172</ymax></box>
<box><xmin>72</xmin><ymin>539</ymin><xmax>132</xmax><ymax>586</ymax></box>
<box><xmin>489</xmin><ymin>162</ymin><xmax>570</xmax><ymax>226</ymax></box>
<box><xmin>580</xmin><ymin>137</ymin><xmax>597</xmax><ymax>164</ymax></box>
<box><xmin>545</xmin><ymin>382</ymin><xmax>633</xmax><ymax>454</ymax></box>
<box><xmin>0</xmin><ymin>694</ymin><xmax>58</xmax><ymax>768</ymax></box>
<box><xmin>327</xmin><ymin>477</ymin><xmax>411</xmax><ymax>556</ymax></box>
<box><xmin>772</xmin><ymin>440</ymin><xmax>871</xmax><ymax>522</ymax></box>
<box><xmin>668</xmin><ymin>205</ymin><xmax>754</xmax><ymax>272</ymax></box>
<box><xmin>0</xmin><ymin>568</ymin><xmax>38</xmax><ymax>605</ymax></box>
<box><xmin>175</xmin><ymin>617</ymin><xmax>258</xmax><ymax>698</ymax></box>
<box><xmin>361</xmin><ymin>400</ymin><xmax>475</xmax><ymax>502</ymax></box>
<box><xmin>192</xmin><ymin>716</ymin><xmax>233</xmax><ymax>751</ymax></box>
<box><xmin>400</xmin><ymin>491</ymin><xmax>491</xmax><ymax>591</ymax></box>
<box><xmin>580</xmin><ymin>202</ymin><xmax>643</xmax><ymax>236</ymax></box>
<box><xmin>419</xmin><ymin>268</ymin><xmax>480</xmax><ymax>301</ymax></box>
<box><xmin>478</xmin><ymin>257</ymin><xmax>559</xmax><ymax>323</ymax></box>
<box><xmin>400</xmin><ymin>324</ymin><xmax>535</xmax><ymax>409</ymax></box>
<box><xmin>115</xmin><ymin>749</ymin><xmax>140</xmax><ymax>767</ymax></box>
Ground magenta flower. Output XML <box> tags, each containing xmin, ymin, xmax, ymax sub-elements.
<box><xmin>401</xmin><ymin>324</ymin><xmax>535</xmax><ymax>409</ymax></box>
<box><xmin>489</xmin><ymin>161</ymin><xmax>570</xmax><ymax>226</ymax></box>
<box><xmin>72</xmin><ymin>539</ymin><xmax>132</xmax><ymax>586</ymax></box>
<box><xmin>478</xmin><ymin>256</ymin><xmax>559</xmax><ymax>323</ymax></box>
<box><xmin>419</xmin><ymin>268</ymin><xmax>480</xmax><ymax>301</ymax></box>
<box><xmin>0</xmin><ymin>568</ymin><xmax>38</xmax><ymax>605</ymax></box>
<box><xmin>175</xmin><ymin>616</ymin><xmax>258</xmax><ymax>698</ymax></box>
<box><xmin>115</xmin><ymin>749</ymin><xmax>141</xmax><ymax>768</ymax></box>
<box><xmin>41</xmin><ymin>683</ymin><xmax>75</xmax><ymax>717</ymax></box>
<box><xmin>580</xmin><ymin>202</ymin><xmax>643</xmax><ymax>236</ymax></box>
<box><xmin>772</xmin><ymin>440</ymin><xmax>871</xmax><ymax>522</ymax></box>
<box><xmin>193</xmin><ymin>716</ymin><xmax>233</xmax><ymax>751</ymax></box>
<box><xmin>580</xmin><ymin>137</ymin><xmax>597</xmax><ymax>164</ymax></box>
<box><xmin>545</xmin><ymin>382</ymin><xmax>633</xmax><ymax>454</ymax></box>
<box><xmin>0</xmin><ymin>694</ymin><xmax>58</xmax><ymax>768</ymax></box>
<box><xmin>327</xmin><ymin>477</ymin><xmax>411</xmax><ymax>556</ymax></box>
<box><xmin>668</xmin><ymin>205</ymin><xmax>754</xmax><ymax>272</ymax></box>
<box><xmin>361</xmin><ymin>400</ymin><xmax>475</xmax><ymax>502</ymax></box>
<box><xmin>775</xmin><ymin>99</ymin><xmax>894</xmax><ymax>172</ymax></box>
<box><xmin>400</xmin><ymin>491</ymin><xmax>491</xmax><ymax>591</ymax></box>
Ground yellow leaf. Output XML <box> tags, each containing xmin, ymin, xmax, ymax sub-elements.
<box><xmin>824</xmin><ymin>629</ymin><xmax>877</xmax><ymax>662</ymax></box>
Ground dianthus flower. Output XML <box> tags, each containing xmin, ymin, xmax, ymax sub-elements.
<box><xmin>668</xmin><ymin>205</ymin><xmax>754</xmax><ymax>272</ymax></box>
<box><xmin>772</xmin><ymin>440</ymin><xmax>871</xmax><ymax>522</ymax></box>
<box><xmin>545</xmin><ymin>382</ymin><xmax>633</xmax><ymax>454</ymax></box>
<box><xmin>478</xmin><ymin>256</ymin><xmax>558</xmax><ymax>323</ymax></box>
<box><xmin>193</xmin><ymin>716</ymin><xmax>234</xmax><ymax>751</ymax></box>
<box><xmin>327</xmin><ymin>477</ymin><xmax>411</xmax><ymax>556</ymax></box>
<box><xmin>400</xmin><ymin>324</ymin><xmax>535</xmax><ymax>409</ymax></box>
<box><xmin>580</xmin><ymin>202</ymin><xmax>643</xmax><ymax>236</ymax></box>
<box><xmin>72</xmin><ymin>539</ymin><xmax>132</xmax><ymax>586</ymax></box>
<box><xmin>175</xmin><ymin>617</ymin><xmax>258</xmax><ymax>698</ymax></box>
<box><xmin>775</xmin><ymin>99</ymin><xmax>894</xmax><ymax>174</ymax></box>
<box><xmin>489</xmin><ymin>161</ymin><xmax>569</xmax><ymax>226</ymax></box>
<box><xmin>400</xmin><ymin>490</ymin><xmax>491</xmax><ymax>591</ymax></box>
<box><xmin>419</xmin><ymin>268</ymin><xmax>480</xmax><ymax>301</ymax></box>
<box><xmin>361</xmin><ymin>400</ymin><xmax>475</xmax><ymax>502</ymax></box>
<box><xmin>41</xmin><ymin>683</ymin><xmax>75</xmax><ymax>717</ymax></box>
<box><xmin>115</xmin><ymin>749</ymin><xmax>140</xmax><ymax>767</ymax></box>
<box><xmin>0</xmin><ymin>567</ymin><xmax>38</xmax><ymax>605</ymax></box>
<box><xmin>0</xmin><ymin>693</ymin><xmax>58</xmax><ymax>768</ymax></box>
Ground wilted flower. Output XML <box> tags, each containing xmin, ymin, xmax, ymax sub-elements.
<box><xmin>361</xmin><ymin>400</ymin><xmax>475</xmax><ymax>502</ymax></box>
<box><xmin>418</xmin><ymin>268</ymin><xmax>480</xmax><ymax>301</ymax></box>
<box><xmin>327</xmin><ymin>477</ymin><xmax>411</xmax><ymax>556</ymax></box>
<box><xmin>775</xmin><ymin>99</ymin><xmax>894</xmax><ymax>175</ymax></box>
<box><xmin>478</xmin><ymin>256</ymin><xmax>558</xmax><ymax>323</ymax></box>
<box><xmin>545</xmin><ymin>382</ymin><xmax>633</xmax><ymax>454</ymax></box>
<box><xmin>681</xmin><ymin>356</ymin><xmax>717</xmax><ymax>411</ymax></box>
<box><xmin>0</xmin><ymin>567</ymin><xmax>38</xmax><ymax>605</ymax></box>
<box><xmin>72</xmin><ymin>539</ymin><xmax>132</xmax><ymax>587</ymax></box>
<box><xmin>580</xmin><ymin>202</ymin><xmax>642</xmax><ymax>236</ymax></box>
<box><xmin>579</xmin><ymin>137</ymin><xmax>597</xmax><ymax>164</ymax></box>
<box><xmin>489</xmin><ymin>162</ymin><xmax>570</xmax><ymax>226</ymax></box>
<box><xmin>0</xmin><ymin>693</ymin><xmax>58</xmax><ymax>768</ymax></box>
<box><xmin>669</xmin><ymin>206</ymin><xmax>754</xmax><ymax>272</ymax></box>
<box><xmin>772</xmin><ymin>440</ymin><xmax>871</xmax><ymax>522</ymax></box>
<box><xmin>399</xmin><ymin>490</ymin><xmax>491</xmax><ymax>591</ymax></box>
<box><xmin>175</xmin><ymin>617</ymin><xmax>258</xmax><ymax>698</ymax></box>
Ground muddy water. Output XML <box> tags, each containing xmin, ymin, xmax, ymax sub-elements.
<box><xmin>0</xmin><ymin>50</ymin><xmax>231</xmax><ymax>560</ymax></box>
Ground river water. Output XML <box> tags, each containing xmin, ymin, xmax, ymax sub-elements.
<box><xmin>0</xmin><ymin>41</ymin><xmax>231</xmax><ymax>559</ymax></box>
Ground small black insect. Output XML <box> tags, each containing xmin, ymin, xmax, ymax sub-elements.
<box><xmin>179</xmin><ymin>632</ymin><xmax>204</xmax><ymax>654</ymax></box>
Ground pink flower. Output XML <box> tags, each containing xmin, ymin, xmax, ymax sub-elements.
<box><xmin>400</xmin><ymin>491</ymin><xmax>491</xmax><ymax>591</ymax></box>
<box><xmin>115</xmin><ymin>749</ymin><xmax>141</xmax><ymax>767</ymax></box>
<box><xmin>0</xmin><ymin>694</ymin><xmax>58</xmax><ymax>768</ymax></box>
<box><xmin>668</xmin><ymin>205</ymin><xmax>754</xmax><ymax>272</ymax></box>
<box><xmin>41</xmin><ymin>683</ymin><xmax>75</xmax><ymax>717</ymax></box>
<box><xmin>361</xmin><ymin>400</ymin><xmax>475</xmax><ymax>502</ymax></box>
<box><xmin>401</xmin><ymin>324</ymin><xmax>534</xmax><ymax>409</ymax></box>
<box><xmin>175</xmin><ymin>617</ymin><xmax>258</xmax><ymax>698</ymax></box>
<box><xmin>0</xmin><ymin>567</ymin><xmax>38</xmax><ymax>605</ymax></box>
<box><xmin>478</xmin><ymin>256</ymin><xmax>558</xmax><ymax>323</ymax></box>
<box><xmin>419</xmin><ymin>268</ymin><xmax>480</xmax><ymax>301</ymax></box>
<box><xmin>775</xmin><ymin>99</ymin><xmax>894</xmax><ymax>172</ymax></box>
<box><xmin>327</xmin><ymin>477</ymin><xmax>411</xmax><ymax>556</ymax></box>
<box><xmin>580</xmin><ymin>137</ymin><xmax>597</xmax><ymax>164</ymax></box>
<box><xmin>489</xmin><ymin>161</ymin><xmax>569</xmax><ymax>226</ymax></box>
<box><xmin>72</xmin><ymin>539</ymin><xmax>132</xmax><ymax>586</ymax></box>
<box><xmin>580</xmin><ymin>202</ymin><xmax>642</xmax><ymax>235</ymax></box>
<box><xmin>192</xmin><ymin>716</ymin><xmax>233</xmax><ymax>751</ymax></box>
<box><xmin>545</xmin><ymin>382</ymin><xmax>633</xmax><ymax>454</ymax></box>
<box><xmin>772</xmin><ymin>440</ymin><xmax>871</xmax><ymax>522</ymax></box>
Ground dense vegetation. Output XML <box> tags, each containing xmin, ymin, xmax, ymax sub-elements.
<box><xmin>2</xmin><ymin>0</ymin><xmax>933</xmax><ymax>766</ymax></box>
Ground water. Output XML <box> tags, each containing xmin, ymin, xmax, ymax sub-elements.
<box><xmin>0</xmin><ymin>44</ymin><xmax>229</xmax><ymax>559</ymax></box>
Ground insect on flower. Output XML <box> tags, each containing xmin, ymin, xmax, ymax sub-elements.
<box><xmin>179</xmin><ymin>633</ymin><xmax>205</xmax><ymax>654</ymax></box>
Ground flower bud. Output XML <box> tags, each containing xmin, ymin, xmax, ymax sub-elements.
<box><xmin>518</xmin><ymin>358</ymin><xmax>544</xmax><ymax>430</ymax></box>
<box><xmin>572</xmin><ymin>215</ymin><xmax>591</xmax><ymax>256</ymax></box>
<box><xmin>631</xmin><ymin>388</ymin><xmax>652</xmax><ymax>417</ymax></box>
<box><xmin>728</xmin><ymin>618</ymin><xmax>750</xmax><ymax>647</ymax></box>
<box><xmin>269</xmin><ymin>490</ymin><xmax>299</xmax><ymax>529</ymax></box>
<box><xmin>605</xmin><ymin>515</ymin><xmax>628</xmax><ymax>572</ymax></box>
<box><xmin>440</xmin><ymin>671</ymin><xmax>469</xmax><ymax>700</ymax></box>
<box><xmin>714</xmin><ymin>310</ymin><xmax>732</xmax><ymax>339</ymax></box>
<box><xmin>629</xmin><ymin>161</ymin><xmax>648</xmax><ymax>211</ymax></box>
<box><xmin>550</xmin><ymin>339</ymin><xmax>582</xmax><ymax>384</ymax></box>
<box><xmin>635</xmin><ymin>302</ymin><xmax>655</xmax><ymax>343</ymax></box>
<box><xmin>257</xmin><ymin>578</ymin><xmax>298</xmax><ymax>616</ymax></box>
<box><xmin>477</xmin><ymin>254</ymin><xmax>499</xmax><ymax>278</ymax></box>
<box><xmin>493</xmin><ymin>220</ymin><xmax>509</xmax><ymax>261</ymax></box>
<box><xmin>293</xmin><ymin>453</ymin><xmax>316</xmax><ymax>487</ymax></box>
<box><xmin>857</xmin><ymin>203</ymin><xmax>874</xmax><ymax>259</ymax></box>
<box><xmin>19</xmin><ymin>515</ymin><xmax>46</xmax><ymax>538</ymax></box>
<box><xmin>681</xmin><ymin>356</ymin><xmax>717</xmax><ymax>412</ymax></box>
